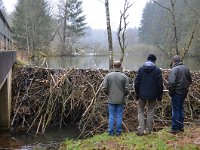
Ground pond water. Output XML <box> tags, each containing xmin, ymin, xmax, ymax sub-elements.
<box><xmin>0</xmin><ymin>126</ymin><xmax>80</xmax><ymax>149</ymax></box>
<box><xmin>32</xmin><ymin>54</ymin><xmax>200</xmax><ymax>71</ymax></box>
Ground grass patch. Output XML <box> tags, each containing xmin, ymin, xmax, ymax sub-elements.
<box><xmin>60</xmin><ymin>127</ymin><xmax>200</xmax><ymax>150</ymax></box>
<box><xmin>14</xmin><ymin>58</ymin><xmax>29</xmax><ymax>67</ymax></box>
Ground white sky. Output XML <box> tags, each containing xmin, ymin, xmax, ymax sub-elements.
<box><xmin>2</xmin><ymin>0</ymin><xmax>148</xmax><ymax>30</ymax></box>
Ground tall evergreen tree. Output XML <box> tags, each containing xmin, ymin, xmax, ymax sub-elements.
<box><xmin>58</xmin><ymin>0</ymin><xmax>87</xmax><ymax>55</ymax></box>
<box><xmin>12</xmin><ymin>0</ymin><xmax>53</xmax><ymax>54</ymax></box>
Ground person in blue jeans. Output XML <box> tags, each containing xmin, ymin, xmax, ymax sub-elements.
<box><xmin>168</xmin><ymin>55</ymin><xmax>192</xmax><ymax>134</ymax></box>
<box><xmin>102</xmin><ymin>61</ymin><xmax>129</xmax><ymax>136</ymax></box>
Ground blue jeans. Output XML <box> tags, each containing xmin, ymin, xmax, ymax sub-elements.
<box><xmin>108</xmin><ymin>104</ymin><xmax>124</xmax><ymax>135</ymax></box>
<box><xmin>171</xmin><ymin>94</ymin><xmax>185</xmax><ymax>131</ymax></box>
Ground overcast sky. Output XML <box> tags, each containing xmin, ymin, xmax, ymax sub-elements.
<box><xmin>2</xmin><ymin>0</ymin><xmax>148</xmax><ymax>30</ymax></box>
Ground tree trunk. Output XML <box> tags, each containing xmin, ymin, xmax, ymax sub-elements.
<box><xmin>117</xmin><ymin>0</ymin><xmax>132</xmax><ymax>63</ymax></box>
<box><xmin>105</xmin><ymin>0</ymin><xmax>113</xmax><ymax>70</ymax></box>
<box><xmin>62</xmin><ymin>1</ymin><xmax>68</xmax><ymax>55</ymax></box>
<box><xmin>25</xmin><ymin>18</ymin><xmax>30</xmax><ymax>54</ymax></box>
<box><xmin>170</xmin><ymin>0</ymin><xmax>179</xmax><ymax>55</ymax></box>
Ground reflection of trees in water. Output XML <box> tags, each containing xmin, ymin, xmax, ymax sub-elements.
<box><xmin>184</xmin><ymin>57</ymin><xmax>200</xmax><ymax>71</ymax></box>
<box><xmin>66</xmin><ymin>56</ymin><xmax>80</xmax><ymax>69</ymax></box>
<box><xmin>85</xmin><ymin>59</ymin><xmax>94</xmax><ymax>69</ymax></box>
<box><xmin>197</xmin><ymin>57</ymin><xmax>200</xmax><ymax>63</ymax></box>
<box><xmin>93</xmin><ymin>55</ymin><xmax>102</xmax><ymax>68</ymax></box>
<box><xmin>192</xmin><ymin>58</ymin><xmax>200</xmax><ymax>70</ymax></box>
<box><xmin>86</xmin><ymin>55</ymin><xmax>107</xmax><ymax>69</ymax></box>
<box><xmin>32</xmin><ymin>56</ymin><xmax>200</xmax><ymax>71</ymax></box>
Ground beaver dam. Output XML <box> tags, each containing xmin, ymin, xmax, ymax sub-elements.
<box><xmin>11</xmin><ymin>67</ymin><xmax>200</xmax><ymax>138</ymax></box>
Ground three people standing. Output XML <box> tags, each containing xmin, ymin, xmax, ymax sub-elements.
<box><xmin>103</xmin><ymin>54</ymin><xmax>191</xmax><ymax>136</ymax></box>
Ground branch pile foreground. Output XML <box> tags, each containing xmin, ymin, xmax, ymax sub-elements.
<box><xmin>11</xmin><ymin>67</ymin><xmax>200</xmax><ymax>137</ymax></box>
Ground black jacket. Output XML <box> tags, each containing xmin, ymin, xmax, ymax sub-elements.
<box><xmin>134</xmin><ymin>61</ymin><xmax>163</xmax><ymax>101</ymax></box>
<box><xmin>168</xmin><ymin>62</ymin><xmax>192</xmax><ymax>96</ymax></box>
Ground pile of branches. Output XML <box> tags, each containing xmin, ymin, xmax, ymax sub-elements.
<box><xmin>11</xmin><ymin>67</ymin><xmax>200</xmax><ymax>137</ymax></box>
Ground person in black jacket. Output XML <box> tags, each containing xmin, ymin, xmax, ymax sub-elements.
<box><xmin>168</xmin><ymin>55</ymin><xmax>192</xmax><ymax>134</ymax></box>
<box><xmin>134</xmin><ymin>54</ymin><xmax>163</xmax><ymax>136</ymax></box>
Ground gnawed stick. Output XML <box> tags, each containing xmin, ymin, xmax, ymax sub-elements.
<box><xmin>11</xmin><ymin>75</ymin><xmax>35</xmax><ymax>126</ymax></box>
<box><xmin>36</xmin><ymin>115</ymin><xmax>43</xmax><ymax>135</ymax></box>
<box><xmin>122</xmin><ymin>122</ymin><xmax>130</xmax><ymax>132</ymax></box>
<box><xmin>27</xmin><ymin>100</ymin><xmax>46</xmax><ymax>133</ymax></box>
<box><xmin>82</xmin><ymin>82</ymin><xmax>103</xmax><ymax>117</ymax></box>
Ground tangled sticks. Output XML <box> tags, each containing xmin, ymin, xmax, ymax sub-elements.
<box><xmin>11</xmin><ymin>67</ymin><xmax>200</xmax><ymax>137</ymax></box>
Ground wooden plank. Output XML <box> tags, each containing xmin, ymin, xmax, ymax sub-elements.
<box><xmin>0</xmin><ymin>51</ymin><xmax>16</xmax><ymax>89</ymax></box>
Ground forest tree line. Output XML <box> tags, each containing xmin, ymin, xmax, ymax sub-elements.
<box><xmin>139</xmin><ymin>0</ymin><xmax>200</xmax><ymax>59</ymax></box>
<box><xmin>1</xmin><ymin>0</ymin><xmax>138</xmax><ymax>57</ymax></box>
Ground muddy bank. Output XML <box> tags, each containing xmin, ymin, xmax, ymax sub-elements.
<box><xmin>0</xmin><ymin>131</ymin><xmax>22</xmax><ymax>149</ymax></box>
<box><xmin>11</xmin><ymin>67</ymin><xmax>200</xmax><ymax>137</ymax></box>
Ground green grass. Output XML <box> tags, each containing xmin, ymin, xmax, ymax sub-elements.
<box><xmin>60</xmin><ymin>127</ymin><xmax>200</xmax><ymax>150</ymax></box>
<box><xmin>14</xmin><ymin>58</ymin><xmax>29</xmax><ymax>67</ymax></box>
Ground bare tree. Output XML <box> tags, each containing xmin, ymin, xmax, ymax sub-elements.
<box><xmin>181</xmin><ymin>0</ymin><xmax>199</xmax><ymax>60</ymax></box>
<box><xmin>105</xmin><ymin>0</ymin><xmax>113</xmax><ymax>69</ymax></box>
<box><xmin>61</xmin><ymin>1</ymin><xmax>68</xmax><ymax>55</ymax></box>
<box><xmin>117</xmin><ymin>0</ymin><xmax>133</xmax><ymax>63</ymax></box>
<box><xmin>25</xmin><ymin>17</ymin><xmax>30</xmax><ymax>54</ymax></box>
<box><xmin>154</xmin><ymin>0</ymin><xmax>179</xmax><ymax>55</ymax></box>
<box><xmin>154</xmin><ymin>0</ymin><xmax>198</xmax><ymax>61</ymax></box>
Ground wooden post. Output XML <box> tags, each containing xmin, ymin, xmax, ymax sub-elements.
<box><xmin>0</xmin><ymin>70</ymin><xmax>12</xmax><ymax>130</ymax></box>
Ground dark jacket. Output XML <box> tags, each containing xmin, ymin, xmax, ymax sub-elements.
<box><xmin>134</xmin><ymin>61</ymin><xmax>163</xmax><ymax>101</ymax></box>
<box><xmin>168</xmin><ymin>62</ymin><xmax>192</xmax><ymax>96</ymax></box>
<box><xmin>102</xmin><ymin>68</ymin><xmax>129</xmax><ymax>104</ymax></box>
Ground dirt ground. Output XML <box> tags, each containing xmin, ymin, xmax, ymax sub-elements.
<box><xmin>167</xmin><ymin>127</ymin><xmax>200</xmax><ymax>148</ymax></box>
<box><xmin>96</xmin><ymin>126</ymin><xmax>200</xmax><ymax>150</ymax></box>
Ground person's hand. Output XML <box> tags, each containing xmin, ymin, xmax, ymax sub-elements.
<box><xmin>157</xmin><ymin>96</ymin><xmax>162</xmax><ymax>101</ymax></box>
<box><xmin>125</xmin><ymin>91</ymin><xmax>129</xmax><ymax>96</ymax></box>
<box><xmin>157</xmin><ymin>100</ymin><xmax>162</xmax><ymax>106</ymax></box>
<box><xmin>169</xmin><ymin>92</ymin><xmax>174</xmax><ymax>97</ymax></box>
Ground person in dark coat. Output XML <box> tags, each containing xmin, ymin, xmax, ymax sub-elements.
<box><xmin>102</xmin><ymin>61</ymin><xmax>129</xmax><ymax>136</ymax></box>
<box><xmin>134</xmin><ymin>54</ymin><xmax>163</xmax><ymax>136</ymax></box>
<box><xmin>168</xmin><ymin>55</ymin><xmax>192</xmax><ymax>134</ymax></box>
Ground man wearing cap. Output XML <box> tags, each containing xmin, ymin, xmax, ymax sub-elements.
<box><xmin>102</xmin><ymin>61</ymin><xmax>129</xmax><ymax>136</ymax></box>
<box><xmin>134</xmin><ymin>54</ymin><xmax>163</xmax><ymax>136</ymax></box>
<box><xmin>168</xmin><ymin>55</ymin><xmax>192</xmax><ymax>134</ymax></box>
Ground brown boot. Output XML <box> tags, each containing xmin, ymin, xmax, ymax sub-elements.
<box><xmin>136</xmin><ymin>131</ymin><xmax>144</xmax><ymax>136</ymax></box>
<box><xmin>168</xmin><ymin>129</ymin><xmax>179</xmax><ymax>134</ymax></box>
<box><xmin>179</xmin><ymin>128</ymin><xmax>184</xmax><ymax>132</ymax></box>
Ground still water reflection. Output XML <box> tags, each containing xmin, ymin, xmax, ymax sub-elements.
<box><xmin>33</xmin><ymin>55</ymin><xmax>200</xmax><ymax>71</ymax></box>
<box><xmin>0</xmin><ymin>126</ymin><xmax>80</xmax><ymax>149</ymax></box>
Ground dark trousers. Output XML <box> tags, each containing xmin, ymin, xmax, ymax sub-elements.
<box><xmin>138</xmin><ymin>99</ymin><xmax>156</xmax><ymax>133</ymax></box>
<box><xmin>171</xmin><ymin>94</ymin><xmax>185</xmax><ymax>131</ymax></box>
